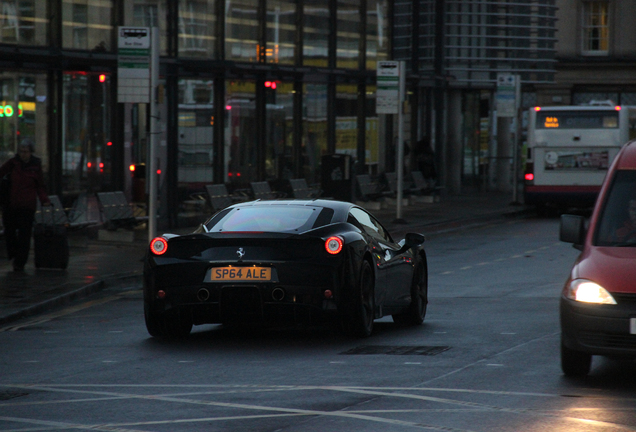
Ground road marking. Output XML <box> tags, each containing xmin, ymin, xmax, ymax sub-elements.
<box><xmin>0</xmin><ymin>385</ymin><xmax>473</xmax><ymax>432</ymax></box>
<box><xmin>3</xmin><ymin>384</ymin><xmax>636</xmax><ymax>431</ymax></box>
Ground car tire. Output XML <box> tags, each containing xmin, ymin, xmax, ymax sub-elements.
<box><xmin>144</xmin><ymin>301</ymin><xmax>165</xmax><ymax>337</ymax></box>
<box><xmin>144</xmin><ymin>302</ymin><xmax>192</xmax><ymax>339</ymax></box>
<box><xmin>561</xmin><ymin>339</ymin><xmax>592</xmax><ymax>377</ymax></box>
<box><xmin>343</xmin><ymin>260</ymin><xmax>375</xmax><ymax>338</ymax></box>
<box><xmin>392</xmin><ymin>255</ymin><xmax>428</xmax><ymax>326</ymax></box>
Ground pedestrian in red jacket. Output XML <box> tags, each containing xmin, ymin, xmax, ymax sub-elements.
<box><xmin>0</xmin><ymin>139</ymin><xmax>51</xmax><ymax>272</ymax></box>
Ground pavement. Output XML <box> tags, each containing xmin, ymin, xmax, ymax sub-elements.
<box><xmin>0</xmin><ymin>189</ymin><xmax>533</xmax><ymax>328</ymax></box>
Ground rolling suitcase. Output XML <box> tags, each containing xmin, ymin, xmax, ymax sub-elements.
<box><xmin>33</xmin><ymin>205</ymin><xmax>69</xmax><ymax>270</ymax></box>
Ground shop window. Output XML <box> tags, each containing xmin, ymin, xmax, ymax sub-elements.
<box><xmin>335</xmin><ymin>84</ymin><xmax>358</xmax><ymax>159</ymax></box>
<box><xmin>225</xmin><ymin>80</ymin><xmax>257</xmax><ymax>183</ymax></box>
<box><xmin>266</xmin><ymin>0</ymin><xmax>296</xmax><ymax>65</ymax></box>
<box><xmin>581</xmin><ymin>1</ymin><xmax>609</xmax><ymax>56</ymax></box>
<box><xmin>0</xmin><ymin>73</ymin><xmax>48</xmax><ymax>172</ymax></box>
<box><xmin>177</xmin><ymin>79</ymin><xmax>214</xmax><ymax>185</ymax></box>
<box><xmin>302</xmin><ymin>84</ymin><xmax>328</xmax><ymax>183</ymax></box>
<box><xmin>0</xmin><ymin>0</ymin><xmax>47</xmax><ymax>45</ymax></box>
<box><xmin>336</xmin><ymin>0</ymin><xmax>360</xmax><ymax>69</ymax></box>
<box><xmin>365</xmin><ymin>85</ymin><xmax>379</xmax><ymax>166</ymax></box>
<box><xmin>62</xmin><ymin>0</ymin><xmax>113</xmax><ymax>51</ymax></box>
<box><xmin>265</xmin><ymin>81</ymin><xmax>294</xmax><ymax>179</ymax></box>
<box><xmin>62</xmin><ymin>73</ymin><xmax>112</xmax><ymax>194</ymax></box>
<box><xmin>131</xmin><ymin>1</ymin><xmax>169</xmax><ymax>55</ymax></box>
<box><xmin>302</xmin><ymin>0</ymin><xmax>329</xmax><ymax>68</ymax></box>
<box><xmin>226</xmin><ymin>0</ymin><xmax>259</xmax><ymax>62</ymax></box>
<box><xmin>365</xmin><ymin>0</ymin><xmax>388</xmax><ymax>70</ymax></box>
<box><xmin>178</xmin><ymin>0</ymin><xmax>216</xmax><ymax>59</ymax></box>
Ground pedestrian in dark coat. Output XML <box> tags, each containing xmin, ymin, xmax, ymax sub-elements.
<box><xmin>416</xmin><ymin>138</ymin><xmax>437</xmax><ymax>189</ymax></box>
<box><xmin>0</xmin><ymin>139</ymin><xmax>51</xmax><ymax>272</ymax></box>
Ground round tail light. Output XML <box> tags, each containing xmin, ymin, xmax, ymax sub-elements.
<box><xmin>325</xmin><ymin>236</ymin><xmax>343</xmax><ymax>255</ymax></box>
<box><xmin>150</xmin><ymin>237</ymin><xmax>168</xmax><ymax>255</ymax></box>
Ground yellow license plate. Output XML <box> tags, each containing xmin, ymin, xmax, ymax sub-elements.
<box><xmin>210</xmin><ymin>266</ymin><xmax>271</xmax><ymax>282</ymax></box>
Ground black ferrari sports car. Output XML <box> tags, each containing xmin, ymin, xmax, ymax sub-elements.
<box><xmin>143</xmin><ymin>199</ymin><xmax>427</xmax><ymax>338</ymax></box>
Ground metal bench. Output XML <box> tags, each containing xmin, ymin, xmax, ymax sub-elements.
<box><xmin>250</xmin><ymin>181</ymin><xmax>286</xmax><ymax>200</ymax></box>
<box><xmin>34</xmin><ymin>195</ymin><xmax>69</xmax><ymax>226</ymax></box>
<box><xmin>205</xmin><ymin>184</ymin><xmax>248</xmax><ymax>212</ymax></box>
<box><xmin>289</xmin><ymin>178</ymin><xmax>322</xmax><ymax>199</ymax></box>
<box><xmin>411</xmin><ymin>170</ymin><xmax>442</xmax><ymax>195</ymax></box>
<box><xmin>356</xmin><ymin>174</ymin><xmax>388</xmax><ymax>201</ymax></box>
<box><xmin>97</xmin><ymin>191</ymin><xmax>148</xmax><ymax>230</ymax></box>
<box><xmin>66</xmin><ymin>192</ymin><xmax>100</xmax><ymax>229</ymax></box>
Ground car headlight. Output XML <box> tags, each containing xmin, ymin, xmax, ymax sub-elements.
<box><xmin>565</xmin><ymin>279</ymin><xmax>617</xmax><ymax>304</ymax></box>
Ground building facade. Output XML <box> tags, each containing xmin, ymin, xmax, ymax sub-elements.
<box><xmin>539</xmin><ymin>0</ymin><xmax>636</xmax><ymax>108</ymax></box>
<box><xmin>394</xmin><ymin>0</ymin><xmax>558</xmax><ymax>194</ymax></box>
<box><xmin>0</xmin><ymin>0</ymin><xmax>390</xmax><ymax>227</ymax></box>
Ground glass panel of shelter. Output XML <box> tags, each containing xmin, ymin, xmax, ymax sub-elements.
<box><xmin>62</xmin><ymin>72</ymin><xmax>111</xmax><ymax>196</ymax></box>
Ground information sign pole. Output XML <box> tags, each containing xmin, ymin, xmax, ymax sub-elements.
<box><xmin>148</xmin><ymin>27</ymin><xmax>159</xmax><ymax>242</ymax></box>
<box><xmin>396</xmin><ymin>61</ymin><xmax>406</xmax><ymax>222</ymax></box>
<box><xmin>376</xmin><ymin>61</ymin><xmax>406</xmax><ymax>222</ymax></box>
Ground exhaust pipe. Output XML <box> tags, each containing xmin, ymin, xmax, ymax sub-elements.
<box><xmin>197</xmin><ymin>288</ymin><xmax>210</xmax><ymax>302</ymax></box>
<box><xmin>271</xmin><ymin>287</ymin><xmax>286</xmax><ymax>301</ymax></box>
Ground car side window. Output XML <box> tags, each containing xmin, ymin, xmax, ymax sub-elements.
<box><xmin>348</xmin><ymin>207</ymin><xmax>392</xmax><ymax>243</ymax></box>
<box><xmin>595</xmin><ymin>170</ymin><xmax>636</xmax><ymax>246</ymax></box>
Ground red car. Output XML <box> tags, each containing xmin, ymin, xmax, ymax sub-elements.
<box><xmin>560</xmin><ymin>139</ymin><xmax>636</xmax><ymax>376</ymax></box>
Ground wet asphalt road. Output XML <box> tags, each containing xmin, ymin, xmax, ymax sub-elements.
<box><xmin>2</xmin><ymin>217</ymin><xmax>636</xmax><ymax>432</ymax></box>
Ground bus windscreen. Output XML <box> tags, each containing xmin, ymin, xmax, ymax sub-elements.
<box><xmin>536</xmin><ymin>110</ymin><xmax>619</xmax><ymax>129</ymax></box>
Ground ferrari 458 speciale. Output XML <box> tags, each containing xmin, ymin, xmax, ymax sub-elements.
<box><xmin>144</xmin><ymin>199</ymin><xmax>427</xmax><ymax>338</ymax></box>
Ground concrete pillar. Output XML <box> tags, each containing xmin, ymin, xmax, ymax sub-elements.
<box><xmin>496</xmin><ymin>116</ymin><xmax>512</xmax><ymax>192</ymax></box>
<box><xmin>446</xmin><ymin>90</ymin><xmax>462</xmax><ymax>194</ymax></box>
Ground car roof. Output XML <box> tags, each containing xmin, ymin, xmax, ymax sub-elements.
<box><xmin>615</xmin><ymin>140</ymin><xmax>636</xmax><ymax>170</ymax></box>
<box><xmin>533</xmin><ymin>105</ymin><xmax>622</xmax><ymax>111</ymax></box>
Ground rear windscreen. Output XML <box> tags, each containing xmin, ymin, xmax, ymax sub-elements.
<box><xmin>536</xmin><ymin>110</ymin><xmax>619</xmax><ymax>129</ymax></box>
<box><xmin>595</xmin><ymin>170</ymin><xmax>636</xmax><ymax>246</ymax></box>
<box><xmin>205</xmin><ymin>206</ymin><xmax>332</xmax><ymax>233</ymax></box>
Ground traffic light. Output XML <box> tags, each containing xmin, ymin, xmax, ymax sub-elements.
<box><xmin>264</xmin><ymin>81</ymin><xmax>277</xmax><ymax>104</ymax></box>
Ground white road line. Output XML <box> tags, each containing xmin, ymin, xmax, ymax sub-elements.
<box><xmin>3</xmin><ymin>384</ymin><xmax>636</xmax><ymax>430</ymax></box>
<box><xmin>0</xmin><ymin>385</ymin><xmax>474</xmax><ymax>432</ymax></box>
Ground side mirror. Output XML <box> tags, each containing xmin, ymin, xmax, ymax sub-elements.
<box><xmin>405</xmin><ymin>232</ymin><xmax>425</xmax><ymax>247</ymax></box>
<box><xmin>560</xmin><ymin>214</ymin><xmax>586</xmax><ymax>248</ymax></box>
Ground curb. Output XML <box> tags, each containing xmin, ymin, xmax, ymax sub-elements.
<box><xmin>0</xmin><ymin>271</ymin><xmax>142</xmax><ymax>327</ymax></box>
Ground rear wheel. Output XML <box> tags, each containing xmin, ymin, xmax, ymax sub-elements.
<box><xmin>393</xmin><ymin>255</ymin><xmax>428</xmax><ymax>326</ymax></box>
<box><xmin>144</xmin><ymin>302</ymin><xmax>164</xmax><ymax>337</ymax></box>
<box><xmin>342</xmin><ymin>260</ymin><xmax>375</xmax><ymax>338</ymax></box>
<box><xmin>561</xmin><ymin>339</ymin><xmax>592</xmax><ymax>377</ymax></box>
<box><xmin>144</xmin><ymin>302</ymin><xmax>192</xmax><ymax>339</ymax></box>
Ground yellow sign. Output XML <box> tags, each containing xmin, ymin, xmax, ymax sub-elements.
<box><xmin>544</xmin><ymin>117</ymin><xmax>559</xmax><ymax>128</ymax></box>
